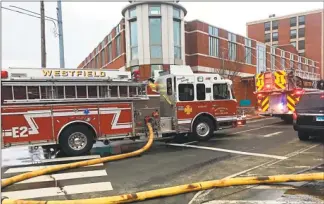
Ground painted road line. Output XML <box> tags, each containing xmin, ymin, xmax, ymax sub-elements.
<box><xmin>189</xmin><ymin>144</ymin><xmax>320</xmax><ymax>204</ymax></box>
<box><xmin>63</xmin><ymin>182</ymin><xmax>113</xmax><ymax>194</ymax></box>
<box><xmin>17</xmin><ymin>170</ymin><xmax>107</xmax><ymax>184</ymax></box>
<box><xmin>229</xmin><ymin>125</ymin><xmax>274</xmax><ymax>135</ymax></box>
<box><xmin>183</xmin><ymin>141</ymin><xmax>198</xmax><ymax>145</ymax></box>
<box><xmin>37</xmin><ymin>154</ymin><xmax>101</xmax><ymax>163</ymax></box>
<box><xmin>2</xmin><ymin>182</ymin><xmax>113</xmax><ymax>199</ymax></box>
<box><xmin>167</xmin><ymin>143</ymin><xmax>287</xmax><ymax>160</ymax></box>
<box><xmin>237</xmin><ymin>185</ymin><xmax>295</xmax><ymax>190</ymax></box>
<box><xmin>247</xmin><ymin>117</ymin><xmax>277</xmax><ymax>123</ymax></box>
<box><xmin>203</xmin><ymin>201</ymin><xmax>318</xmax><ymax>204</ymax></box>
<box><xmin>263</xmin><ymin>131</ymin><xmax>283</xmax><ymax>138</ymax></box>
<box><xmin>2</xmin><ymin>187</ymin><xmax>65</xmax><ymax>200</ymax></box>
<box><xmin>4</xmin><ymin>163</ymin><xmax>104</xmax><ymax>174</ymax></box>
<box><xmin>3</xmin><ymin>154</ymin><xmax>102</xmax><ymax>168</ymax></box>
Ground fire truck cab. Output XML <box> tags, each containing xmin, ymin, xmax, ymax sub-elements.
<box><xmin>1</xmin><ymin>66</ymin><xmax>245</xmax><ymax>157</ymax></box>
<box><xmin>146</xmin><ymin>65</ymin><xmax>245</xmax><ymax>141</ymax></box>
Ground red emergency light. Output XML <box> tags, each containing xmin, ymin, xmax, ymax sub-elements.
<box><xmin>1</xmin><ymin>70</ymin><xmax>8</xmax><ymax>78</ymax></box>
<box><xmin>293</xmin><ymin>88</ymin><xmax>305</xmax><ymax>97</ymax></box>
<box><xmin>257</xmin><ymin>93</ymin><xmax>263</xmax><ymax>100</ymax></box>
<box><xmin>132</xmin><ymin>70</ymin><xmax>140</xmax><ymax>81</ymax></box>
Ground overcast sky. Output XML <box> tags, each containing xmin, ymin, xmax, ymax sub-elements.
<box><xmin>1</xmin><ymin>1</ymin><xmax>323</xmax><ymax>68</ymax></box>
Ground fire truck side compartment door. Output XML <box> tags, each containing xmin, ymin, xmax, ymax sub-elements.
<box><xmin>1</xmin><ymin>107</ymin><xmax>54</xmax><ymax>146</ymax></box>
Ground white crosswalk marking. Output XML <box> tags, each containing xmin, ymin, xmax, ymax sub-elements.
<box><xmin>2</xmin><ymin>160</ymin><xmax>113</xmax><ymax>200</ymax></box>
<box><xmin>5</xmin><ymin>163</ymin><xmax>103</xmax><ymax>174</ymax></box>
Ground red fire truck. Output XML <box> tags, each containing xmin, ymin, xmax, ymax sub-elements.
<box><xmin>255</xmin><ymin>69</ymin><xmax>323</xmax><ymax>122</ymax></box>
<box><xmin>1</xmin><ymin>66</ymin><xmax>245</xmax><ymax>157</ymax></box>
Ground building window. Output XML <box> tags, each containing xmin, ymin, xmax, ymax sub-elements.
<box><xmin>265</xmin><ymin>33</ymin><xmax>271</xmax><ymax>42</ymax></box>
<box><xmin>108</xmin><ymin>43</ymin><xmax>112</xmax><ymax>63</ymax></box>
<box><xmin>298</xmin><ymin>40</ymin><xmax>305</xmax><ymax>50</ymax></box>
<box><xmin>173</xmin><ymin>7</ymin><xmax>180</xmax><ymax>18</ymax></box>
<box><xmin>101</xmin><ymin>50</ymin><xmax>105</xmax><ymax>67</ymax></box>
<box><xmin>228</xmin><ymin>33</ymin><xmax>236</xmax><ymax>61</ymax></box>
<box><xmin>130</xmin><ymin>20</ymin><xmax>138</xmax><ymax>60</ymax></box>
<box><xmin>272</xmin><ymin>32</ymin><xmax>278</xmax><ymax>41</ymax></box>
<box><xmin>149</xmin><ymin>17</ymin><xmax>162</xmax><ymax>58</ymax></box>
<box><xmin>290</xmin><ymin>53</ymin><xmax>294</xmax><ymax>69</ymax></box>
<box><xmin>173</xmin><ymin>20</ymin><xmax>181</xmax><ymax>59</ymax></box>
<box><xmin>298</xmin><ymin>56</ymin><xmax>301</xmax><ymax>69</ymax></box>
<box><xmin>290</xmin><ymin>29</ymin><xmax>297</xmax><ymax>39</ymax></box>
<box><xmin>95</xmin><ymin>55</ymin><xmax>99</xmax><ymax>68</ymax></box>
<box><xmin>116</xmin><ymin>35</ymin><xmax>121</xmax><ymax>57</ymax></box>
<box><xmin>209</xmin><ymin>26</ymin><xmax>219</xmax><ymax>57</ymax></box>
<box><xmin>129</xmin><ymin>8</ymin><xmax>136</xmax><ymax>18</ymax></box>
<box><xmin>151</xmin><ymin>65</ymin><xmax>163</xmax><ymax>78</ymax></box>
<box><xmin>115</xmin><ymin>24</ymin><xmax>121</xmax><ymax>34</ymax></box>
<box><xmin>208</xmin><ymin>25</ymin><xmax>218</xmax><ymax>37</ymax></box>
<box><xmin>290</xmin><ymin>17</ymin><xmax>297</xmax><ymax>27</ymax></box>
<box><xmin>281</xmin><ymin>57</ymin><xmax>285</xmax><ymax>69</ymax></box>
<box><xmin>245</xmin><ymin>38</ymin><xmax>252</xmax><ymax>64</ymax></box>
<box><xmin>281</xmin><ymin>50</ymin><xmax>285</xmax><ymax>69</ymax></box>
<box><xmin>264</xmin><ymin>22</ymin><xmax>270</xmax><ymax>31</ymax></box>
<box><xmin>272</xmin><ymin>20</ymin><xmax>278</xmax><ymax>30</ymax></box>
<box><xmin>298</xmin><ymin>15</ymin><xmax>305</xmax><ymax>26</ymax></box>
<box><xmin>291</xmin><ymin>41</ymin><xmax>296</xmax><ymax>48</ymax></box>
<box><xmin>298</xmin><ymin>27</ymin><xmax>305</xmax><ymax>38</ymax></box>
<box><xmin>271</xmin><ymin>47</ymin><xmax>276</xmax><ymax>70</ymax></box>
<box><xmin>149</xmin><ymin>5</ymin><xmax>161</xmax><ymax>15</ymax></box>
<box><xmin>178</xmin><ymin>84</ymin><xmax>194</xmax><ymax>101</ymax></box>
<box><xmin>209</xmin><ymin>36</ymin><xmax>219</xmax><ymax>57</ymax></box>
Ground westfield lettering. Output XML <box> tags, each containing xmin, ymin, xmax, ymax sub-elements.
<box><xmin>42</xmin><ymin>70</ymin><xmax>107</xmax><ymax>78</ymax></box>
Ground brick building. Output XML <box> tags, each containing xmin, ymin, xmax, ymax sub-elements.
<box><xmin>246</xmin><ymin>9</ymin><xmax>324</xmax><ymax>79</ymax></box>
<box><xmin>77</xmin><ymin>1</ymin><xmax>320</xmax><ymax>108</ymax></box>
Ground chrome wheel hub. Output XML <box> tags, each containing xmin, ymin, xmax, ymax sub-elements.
<box><xmin>196</xmin><ymin>123</ymin><xmax>210</xmax><ymax>137</ymax></box>
<box><xmin>68</xmin><ymin>132</ymin><xmax>87</xmax><ymax>151</ymax></box>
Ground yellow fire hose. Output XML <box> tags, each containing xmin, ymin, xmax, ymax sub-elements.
<box><xmin>1</xmin><ymin>123</ymin><xmax>154</xmax><ymax>189</ymax></box>
<box><xmin>2</xmin><ymin>122</ymin><xmax>324</xmax><ymax>204</ymax></box>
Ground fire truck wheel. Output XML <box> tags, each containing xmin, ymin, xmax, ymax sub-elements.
<box><xmin>191</xmin><ymin>117</ymin><xmax>215</xmax><ymax>141</ymax></box>
<box><xmin>59</xmin><ymin>124</ymin><xmax>94</xmax><ymax>157</ymax></box>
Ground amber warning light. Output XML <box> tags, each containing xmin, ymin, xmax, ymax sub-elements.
<box><xmin>1</xmin><ymin>70</ymin><xmax>8</xmax><ymax>78</ymax></box>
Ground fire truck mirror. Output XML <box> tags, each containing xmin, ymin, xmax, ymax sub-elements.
<box><xmin>166</xmin><ymin>78</ymin><xmax>173</xmax><ymax>95</ymax></box>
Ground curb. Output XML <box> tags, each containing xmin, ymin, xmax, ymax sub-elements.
<box><xmin>244</xmin><ymin>115</ymin><xmax>269</xmax><ymax>121</ymax></box>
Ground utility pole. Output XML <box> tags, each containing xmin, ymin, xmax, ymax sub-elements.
<box><xmin>40</xmin><ymin>1</ymin><xmax>46</xmax><ymax>68</ymax></box>
<box><xmin>57</xmin><ymin>0</ymin><xmax>65</xmax><ymax>68</ymax></box>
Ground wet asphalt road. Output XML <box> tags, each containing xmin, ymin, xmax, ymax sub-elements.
<box><xmin>1</xmin><ymin>117</ymin><xmax>324</xmax><ymax>203</ymax></box>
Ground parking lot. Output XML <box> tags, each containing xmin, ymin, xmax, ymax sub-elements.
<box><xmin>2</xmin><ymin>117</ymin><xmax>324</xmax><ymax>204</ymax></box>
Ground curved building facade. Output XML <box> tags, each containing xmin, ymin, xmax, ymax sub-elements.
<box><xmin>122</xmin><ymin>1</ymin><xmax>187</xmax><ymax>72</ymax></box>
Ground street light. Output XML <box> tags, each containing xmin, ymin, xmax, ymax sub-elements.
<box><xmin>1</xmin><ymin>6</ymin><xmax>58</xmax><ymax>35</ymax></box>
<box><xmin>2</xmin><ymin>3</ymin><xmax>66</xmax><ymax>68</ymax></box>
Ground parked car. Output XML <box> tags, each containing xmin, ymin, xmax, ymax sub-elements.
<box><xmin>293</xmin><ymin>90</ymin><xmax>324</xmax><ymax>141</ymax></box>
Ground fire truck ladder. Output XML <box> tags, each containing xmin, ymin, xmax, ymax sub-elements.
<box><xmin>1</xmin><ymin>80</ymin><xmax>149</xmax><ymax>105</ymax></box>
